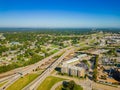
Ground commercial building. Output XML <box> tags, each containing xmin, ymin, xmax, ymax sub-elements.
<box><xmin>63</xmin><ymin>54</ymin><xmax>87</xmax><ymax>64</ymax></box>
<box><xmin>61</xmin><ymin>54</ymin><xmax>88</xmax><ymax>77</ymax></box>
<box><xmin>61</xmin><ymin>64</ymin><xmax>85</xmax><ymax>77</ymax></box>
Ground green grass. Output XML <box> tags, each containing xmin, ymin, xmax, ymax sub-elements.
<box><xmin>74</xmin><ymin>85</ymin><xmax>83</xmax><ymax>90</ymax></box>
<box><xmin>53</xmin><ymin>49</ymin><xmax>59</xmax><ymax>53</ymax></box>
<box><xmin>50</xmin><ymin>49</ymin><xmax>59</xmax><ymax>54</ymax></box>
<box><xmin>52</xmin><ymin>45</ymin><xmax>59</xmax><ymax>48</ymax></box>
<box><xmin>0</xmin><ymin>81</ymin><xmax>7</xmax><ymax>87</ymax></box>
<box><xmin>55</xmin><ymin>85</ymin><xmax>62</xmax><ymax>90</ymax></box>
<box><xmin>90</xmin><ymin>39</ymin><xmax>96</xmax><ymax>44</ymax></box>
<box><xmin>37</xmin><ymin>76</ymin><xmax>66</xmax><ymax>90</ymax></box>
<box><xmin>6</xmin><ymin>74</ymin><xmax>39</xmax><ymax>90</ymax></box>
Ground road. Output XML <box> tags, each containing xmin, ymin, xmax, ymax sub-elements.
<box><xmin>50</xmin><ymin>81</ymin><xmax>65</xmax><ymax>90</ymax></box>
<box><xmin>50</xmin><ymin>79</ymin><xmax>91</xmax><ymax>90</ymax></box>
<box><xmin>0</xmin><ymin>46</ymin><xmax>72</xmax><ymax>90</ymax></box>
<box><xmin>51</xmin><ymin>74</ymin><xmax>92</xmax><ymax>90</ymax></box>
<box><xmin>51</xmin><ymin>74</ymin><xmax>120</xmax><ymax>90</ymax></box>
<box><xmin>22</xmin><ymin>48</ymin><xmax>74</xmax><ymax>90</ymax></box>
<box><xmin>92</xmin><ymin>82</ymin><xmax>120</xmax><ymax>90</ymax></box>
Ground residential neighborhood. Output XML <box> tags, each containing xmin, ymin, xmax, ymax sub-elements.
<box><xmin>0</xmin><ymin>30</ymin><xmax>119</xmax><ymax>90</ymax></box>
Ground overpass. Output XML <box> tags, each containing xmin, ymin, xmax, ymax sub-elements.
<box><xmin>0</xmin><ymin>46</ymin><xmax>72</xmax><ymax>90</ymax></box>
<box><xmin>22</xmin><ymin>48</ymin><xmax>74</xmax><ymax>90</ymax></box>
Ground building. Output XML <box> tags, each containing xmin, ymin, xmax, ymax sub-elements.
<box><xmin>64</xmin><ymin>58</ymin><xmax>79</xmax><ymax>64</ymax></box>
<box><xmin>69</xmin><ymin>66</ymin><xmax>78</xmax><ymax>76</ymax></box>
<box><xmin>10</xmin><ymin>41</ymin><xmax>20</xmax><ymax>45</ymax></box>
<box><xmin>61</xmin><ymin>64</ymin><xmax>85</xmax><ymax>77</ymax></box>
<box><xmin>61</xmin><ymin>54</ymin><xmax>88</xmax><ymax>77</ymax></box>
<box><xmin>61</xmin><ymin>64</ymin><xmax>69</xmax><ymax>74</ymax></box>
<box><xmin>77</xmin><ymin>67</ymin><xmax>85</xmax><ymax>77</ymax></box>
<box><xmin>63</xmin><ymin>54</ymin><xmax>87</xmax><ymax>64</ymax></box>
<box><xmin>77</xmin><ymin>54</ymin><xmax>87</xmax><ymax>59</ymax></box>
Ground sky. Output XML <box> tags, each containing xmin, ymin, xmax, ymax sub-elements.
<box><xmin>0</xmin><ymin>0</ymin><xmax>120</xmax><ymax>28</ymax></box>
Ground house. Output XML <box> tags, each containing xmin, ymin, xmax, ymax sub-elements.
<box><xmin>10</xmin><ymin>42</ymin><xmax>20</xmax><ymax>45</ymax></box>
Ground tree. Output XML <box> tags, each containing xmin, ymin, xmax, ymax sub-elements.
<box><xmin>68</xmin><ymin>81</ymin><xmax>75</xmax><ymax>90</ymax></box>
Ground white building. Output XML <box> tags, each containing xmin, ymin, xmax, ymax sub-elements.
<box><xmin>61</xmin><ymin>64</ymin><xmax>85</xmax><ymax>77</ymax></box>
<box><xmin>63</xmin><ymin>54</ymin><xmax>87</xmax><ymax>64</ymax></box>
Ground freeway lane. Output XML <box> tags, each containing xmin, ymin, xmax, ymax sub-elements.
<box><xmin>0</xmin><ymin>46</ymin><xmax>72</xmax><ymax>90</ymax></box>
<box><xmin>22</xmin><ymin>48</ymin><xmax>74</xmax><ymax>90</ymax></box>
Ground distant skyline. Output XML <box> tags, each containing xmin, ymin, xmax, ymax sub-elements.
<box><xmin>0</xmin><ymin>0</ymin><xmax>120</xmax><ymax>28</ymax></box>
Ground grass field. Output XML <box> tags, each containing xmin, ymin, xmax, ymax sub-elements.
<box><xmin>74</xmin><ymin>85</ymin><xmax>83</xmax><ymax>90</ymax></box>
<box><xmin>52</xmin><ymin>49</ymin><xmax>59</xmax><ymax>53</ymax></box>
<box><xmin>37</xmin><ymin>76</ymin><xmax>66</xmax><ymax>90</ymax></box>
<box><xmin>55</xmin><ymin>85</ymin><xmax>62</xmax><ymax>90</ymax></box>
<box><xmin>0</xmin><ymin>81</ymin><xmax>7</xmax><ymax>87</ymax></box>
<box><xmin>6</xmin><ymin>74</ymin><xmax>39</xmax><ymax>90</ymax></box>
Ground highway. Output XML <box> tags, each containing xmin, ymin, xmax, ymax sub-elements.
<box><xmin>22</xmin><ymin>48</ymin><xmax>74</xmax><ymax>90</ymax></box>
<box><xmin>0</xmin><ymin>46</ymin><xmax>72</xmax><ymax>90</ymax></box>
